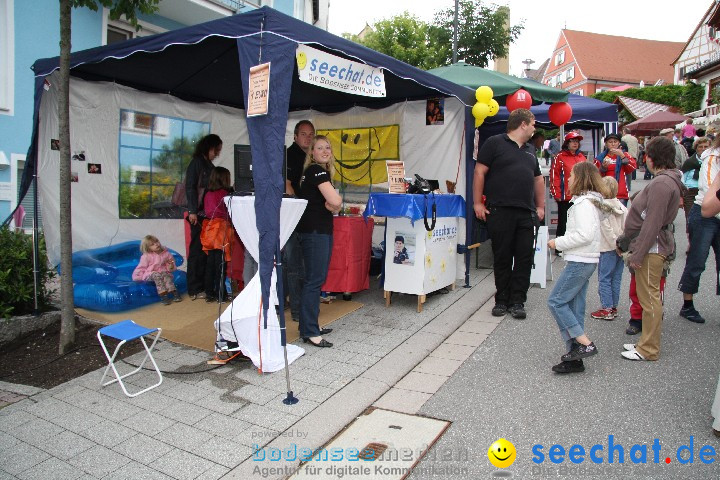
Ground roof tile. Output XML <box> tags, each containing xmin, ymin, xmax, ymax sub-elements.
<box><xmin>557</xmin><ymin>30</ymin><xmax>684</xmax><ymax>84</ymax></box>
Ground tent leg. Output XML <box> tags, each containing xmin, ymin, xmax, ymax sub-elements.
<box><xmin>281</xmin><ymin>346</ymin><xmax>299</xmax><ymax>405</ymax></box>
<box><xmin>276</xmin><ymin>241</ymin><xmax>298</xmax><ymax>405</ymax></box>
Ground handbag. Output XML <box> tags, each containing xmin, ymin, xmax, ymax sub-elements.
<box><xmin>171</xmin><ymin>182</ymin><xmax>187</xmax><ymax>207</ymax></box>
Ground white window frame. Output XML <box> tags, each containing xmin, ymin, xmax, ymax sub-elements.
<box><xmin>10</xmin><ymin>153</ymin><xmax>23</xmax><ymax>212</ymax></box>
<box><xmin>101</xmin><ymin>7</ymin><xmax>166</xmax><ymax>45</ymax></box>
<box><xmin>573</xmin><ymin>89</ymin><xmax>583</xmax><ymax>96</ymax></box>
<box><xmin>555</xmin><ymin>51</ymin><xmax>565</xmax><ymax>66</ymax></box>
<box><xmin>0</xmin><ymin>0</ymin><xmax>15</xmax><ymax>115</ymax></box>
<box><xmin>566</xmin><ymin>66</ymin><xmax>574</xmax><ymax>81</ymax></box>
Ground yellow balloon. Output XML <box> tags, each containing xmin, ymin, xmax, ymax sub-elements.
<box><xmin>475</xmin><ymin>117</ymin><xmax>485</xmax><ymax>128</ymax></box>
<box><xmin>472</xmin><ymin>102</ymin><xmax>490</xmax><ymax>120</ymax></box>
<box><xmin>475</xmin><ymin>85</ymin><xmax>493</xmax><ymax>104</ymax></box>
<box><xmin>487</xmin><ymin>99</ymin><xmax>500</xmax><ymax>117</ymax></box>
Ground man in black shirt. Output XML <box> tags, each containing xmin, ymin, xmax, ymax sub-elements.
<box><xmin>284</xmin><ymin>120</ymin><xmax>315</xmax><ymax>321</ymax></box>
<box><xmin>473</xmin><ymin>109</ymin><xmax>545</xmax><ymax>319</ymax></box>
<box><xmin>286</xmin><ymin>120</ymin><xmax>315</xmax><ymax>195</ymax></box>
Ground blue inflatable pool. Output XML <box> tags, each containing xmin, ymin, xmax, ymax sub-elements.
<box><xmin>62</xmin><ymin>241</ymin><xmax>188</xmax><ymax>312</ymax></box>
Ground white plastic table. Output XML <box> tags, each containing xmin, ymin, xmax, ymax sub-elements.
<box><xmin>214</xmin><ymin>196</ymin><xmax>307</xmax><ymax>372</ymax></box>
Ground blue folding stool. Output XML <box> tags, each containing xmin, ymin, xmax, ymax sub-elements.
<box><xmin>97</xmin><ymin>320</ymin><xmax>163</xmax><ymax>397</ymax></box>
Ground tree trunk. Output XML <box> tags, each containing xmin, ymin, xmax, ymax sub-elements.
<box><xmin>58</xmin><ymin>0</ymin><xmax>75</xmax><ymax>354</ymax></box>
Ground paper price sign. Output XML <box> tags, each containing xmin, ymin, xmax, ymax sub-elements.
<box><xmin>247</xmin><ymin>62</ymin><xmax>270</xmax><ymax>117</ymax></box>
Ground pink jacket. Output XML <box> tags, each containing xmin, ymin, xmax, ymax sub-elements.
<box><xmin>132</xmin><ymin>250</ymin><xmax>174</xmax><ymax>281</ymax></box>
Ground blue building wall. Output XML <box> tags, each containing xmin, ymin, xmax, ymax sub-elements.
<box><xmin>273</xmin><ymin>0</ymin><xmax>295</xmax><ymax>16</ymax></box>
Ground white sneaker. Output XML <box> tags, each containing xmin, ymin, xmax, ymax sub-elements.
<box><xmin>623</xmin><ymin>343</ymin><xmax>636</xmax><ymax>351</ymax></box>
<box><xmin>621</xmin><ymin>349</ymin><xmax>646</xmax><ymax>361</ymax></box>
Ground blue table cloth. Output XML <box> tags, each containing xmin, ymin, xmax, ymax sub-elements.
<box><xmin>363</xmin><ymin>193</ymin><xmax>466</xmax><ymax>224</ymax></box>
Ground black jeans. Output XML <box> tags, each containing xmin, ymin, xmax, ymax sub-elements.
<box><xmin>486</xmin><ymin>206</ymin><xmax>536</xmax><ymax>305</ymax></box>
<box><xmin>186</xmin><ymin>219</ymin><xmax>207</xmax><ymax>296</ymax></box>
<box><xmin>556</xmin><ymin>201</ymin><xmax>572</xmax><ymax>240</ymax></box>
<box><xmin>282</xmin><ymin>231</ymin><xmax>304</xmax><ymax>320</ymax></box>
<box><xmin>204</xmin><ymin>249</ymin><xmax>226</xmax><ymax>300</ymax></box>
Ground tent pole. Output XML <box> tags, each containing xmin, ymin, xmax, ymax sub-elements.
<box><xmin>276</xmin><ymin>241</ymin><xmax>298</xmax><ymax>405</ymax></box>
<box><xmin>32</xmin><ymin>150</ymin><xmax>40</xmax><ymax>314</ymax></box>
<box><xmin>463</xmin><ymin>108</ymin><xmax>474</xmax><ymax>288</ymax></box>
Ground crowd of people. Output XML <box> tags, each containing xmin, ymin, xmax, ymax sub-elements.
<box><xmin>474</xmin><ymin>111</ymin><xmax>718</xmax><ymax>375</ymax></box>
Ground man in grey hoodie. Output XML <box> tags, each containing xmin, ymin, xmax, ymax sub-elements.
<box><xmin>618</xmin><ymin>137</ymin><xmax>685</xmax><ymax>361</ymax></box>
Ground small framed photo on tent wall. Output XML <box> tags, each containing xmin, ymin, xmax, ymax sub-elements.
<box><xmin>426</xmin><ymin>98</ymin><xmax>444</xmax><ymax>125</ymax></box>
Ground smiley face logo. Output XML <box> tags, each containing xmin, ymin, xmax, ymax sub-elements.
<box><xmin>488</xmin><ymin>438</ymin><xmax>516</xmax><ymax>468</ymax></box>
<box><xmin>297</xmin><ymin>51</ymin><xmax>308</xmax><ymax>70</ymax></box>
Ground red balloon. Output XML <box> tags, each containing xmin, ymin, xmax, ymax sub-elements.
<box><xmin>548</xmin><ymin>102</ymin><xmax>573</xmax><ymax>126</ymax></box>
<box><xmin>505</xmin><ymin>89</ymin><xmax>532</xmax><ymax>112</ymax></box>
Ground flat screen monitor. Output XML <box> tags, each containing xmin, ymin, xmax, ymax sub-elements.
<box><xmin>233</xmin><ymin>145</ymin><xmax>287</xmax><ymax>193</ymax></box>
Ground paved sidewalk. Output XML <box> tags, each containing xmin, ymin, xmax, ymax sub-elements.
<box><xmin>0</xmin><ymin>266</ymin><xmax>495</xmax><ymax>479</ymax></box>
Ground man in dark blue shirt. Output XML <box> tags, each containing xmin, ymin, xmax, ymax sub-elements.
<box><xmin>473</xmin><ymin>109</ymin><xmax>545</xmax><ymax>319</ymax></box>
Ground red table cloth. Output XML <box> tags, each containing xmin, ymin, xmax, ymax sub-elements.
<box><xmin>322</xmin><ymin>216</ymin><xmax>374</xmax><ymax>293</ymax></box>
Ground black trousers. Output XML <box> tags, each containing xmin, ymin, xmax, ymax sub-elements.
<box><xmin>486</xmin><ymin>206</ymin><xmax>536</xmax><ymax>305</ymax></box>
<box><xmin>204</xmin><ymin>249</ymin><xmax>226</xmax><ymax>300</ymax></box>
<box><xmin>186</xmin><ymin>219</ymin><xmax>207</xmax><ymax>296</ymax></box>
<box><xmin>556</xmin><ymin>201</ymin><xmax>572</xmax><ymax>240</ymax></box>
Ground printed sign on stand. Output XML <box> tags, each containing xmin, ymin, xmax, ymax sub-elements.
<box><xmin>386</xmin><ymin>161</ymin><xmax>406</xmax><ymax>193</ymax></box>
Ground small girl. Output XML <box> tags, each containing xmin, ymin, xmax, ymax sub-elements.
<box><xmin>200</xmin><ymin>166</ymin><xmax>234</xmax><ymax>303</ymax></box>
<box><xmin>590</xmin><ymin>177</ymin><xmax>628</xmax><ymax>321</ymax></box>
<box><xmin>547</xmin><ymin>162</ymin><xmax>608</xmax><ymax>374</ymax></box>
<box><xmin>132</xmin><ymin>235</ymin><xmax>181</xmax><ymax>305</ymax></box>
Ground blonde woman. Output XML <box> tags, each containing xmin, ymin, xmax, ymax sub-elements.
<box><xmin>296</xmin><ymin>136</ymin><xmax>342</xmax><ymax>347</ymax></box>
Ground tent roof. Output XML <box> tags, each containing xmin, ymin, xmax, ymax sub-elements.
<box><xmin>485</xmin><ymin>93</ymin><xmax>617</xmax><ymax>129</ymax></box>
<box><xmin>32</xmin><ymin>7</ymin><xmax>475</xmax><ymax>112</ymax></box>
<box><xmin>615</xmin><ymin>95</ymin><xmax>675</xmax><ymax>121</ymax></box>
<box><xmin>625</xmin><ymin>110</ymin><xmax>689</xmax><ymax>135</ymax></box>
<box><xmin>427</xmin><ymin>61</ymin><xmax>568</xmax><ymax>104</ymax></box>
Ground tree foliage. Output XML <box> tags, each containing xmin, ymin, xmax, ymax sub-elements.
<box><xmin>0</xmin><ymin>228</ymin><xmax>55</xmax><ymax>318</ymax></box>
<box><xmin>71</xmin><ymin>0</ymin><xmax>160</xmax><ymax>30</ymax></box>
<box><xmin>344</xmin><ymin>14</ymin><xmax>444</xmax><ymax>70</ymax></box>
<box><xmin>591</xmin><ymin>83</ymin><xmax>705</xmax><ymax>115</ymax></box>
<box><xmin>430</xmin><ymin>0</ymin><xmax>523</xmax><ymax>68</ymax></box>
<box><xmin>345</xmin><ymin>1</ymin><xmax>523</xmax><ymax>70</ymax></box>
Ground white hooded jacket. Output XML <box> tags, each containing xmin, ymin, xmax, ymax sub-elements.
<box><xmin>598</xmin><ymin>198</ymin><xmax>628</xmax><ymax>252</ymax></box>
<box><xmin>554</xmin><ymin>191</ymin><xmax>604</xmax><ymax>263</ymax></box>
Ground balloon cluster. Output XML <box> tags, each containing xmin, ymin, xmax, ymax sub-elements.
<box><xmin>472</xmin><ymin>86</ymin><xmax>499</xmax><ymax>128</ymax></box>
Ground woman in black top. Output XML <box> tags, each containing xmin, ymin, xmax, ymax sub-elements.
<box><xmin>296</xmin><ymin>136</ymin><xmax>342</xmax><ymax>347</ymax></box>
<box><xmin>184</xmin><ymin>134</ymin><xmax>223</xmax><ymax>300</ymax></box>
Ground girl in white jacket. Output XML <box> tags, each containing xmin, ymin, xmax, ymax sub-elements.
<box><xmin>547</xmin><ymin>162</ymin><xmax>609</xmax><ymax>374</ymax></box>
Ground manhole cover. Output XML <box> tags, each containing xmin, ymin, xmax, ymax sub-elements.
<box><xmin>290</xmin><ymin>408</ymin><xmax>450</xmax><ymax>479</ymax></box>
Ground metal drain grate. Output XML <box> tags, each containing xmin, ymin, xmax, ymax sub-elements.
<box><xmin>358</xmin><ymin>442</ymin><xmax>388</xmax><ymax>461</ymax></box>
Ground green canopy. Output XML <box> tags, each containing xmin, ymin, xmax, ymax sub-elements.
<box><xmin>428</xmin><ymin>61</ymin><xmax>568</xmax><ymax>105</ymax></box>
